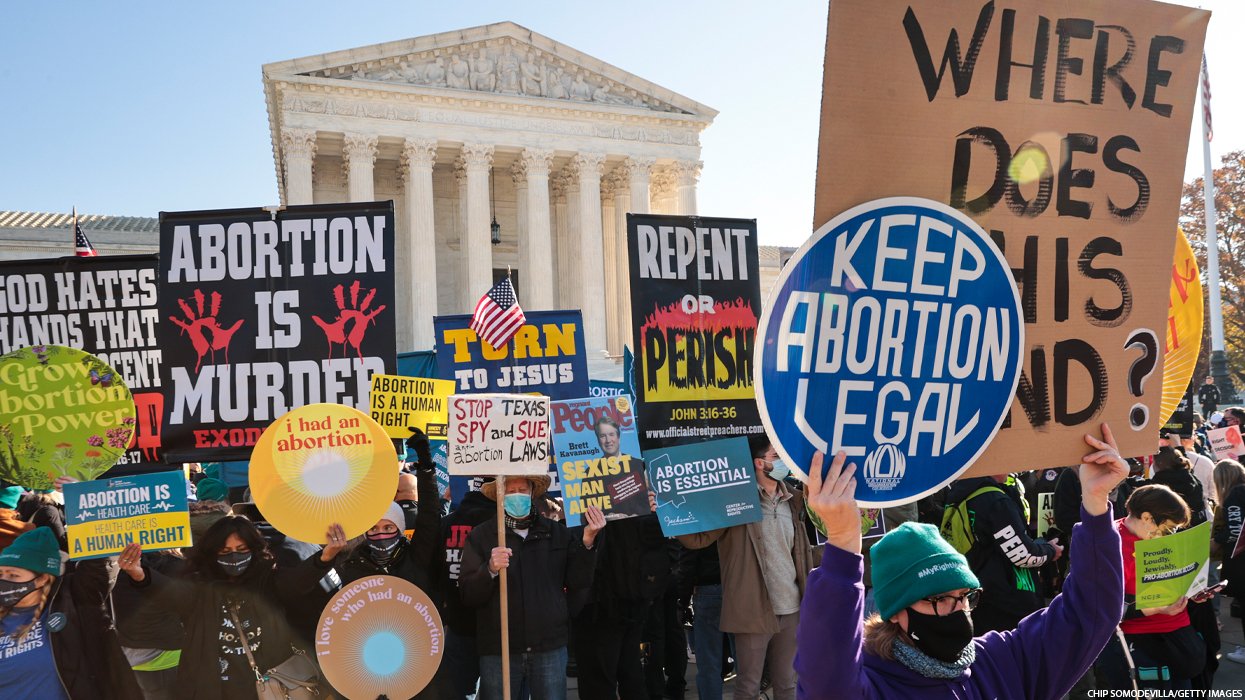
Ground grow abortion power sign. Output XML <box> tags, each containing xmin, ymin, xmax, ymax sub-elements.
<box><xmin>757</xmin><ymin>198</ymin><xmax>1023</xmax><ymax>506</ymax></box>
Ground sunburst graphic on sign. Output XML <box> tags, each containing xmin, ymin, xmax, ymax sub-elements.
<box><xmin>316</xmin><ymin>575</ymin><xmax>444</xmax><ymax>698</ymax></box>
<box><xmin>1159</xmin><ymin>229</ymin><xmax>1203</xmax><ymax>427</ymax></box>
<box><xmin>249</xmin><ymin>404</ymin><xmax>398</xmax><ymax>543</ymax></box>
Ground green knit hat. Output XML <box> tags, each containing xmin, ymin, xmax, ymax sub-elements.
<box><xmin>871</xmin><ymin>522</ymin><xmax>979</xmax><ymax>622</ymax></box>
<box><xmin>0</xmin><ymin>485</ymin><xmax>22</xmax><ymax>509</ymax></box>
<box><xmin>0</xmin><ymin>527</ymin><xmax>63</xmax><ymax>576</ymax></box>
<box><xmin>195</xmin><ymin>478</ymin><xmax>228</xmax><ymax>503</ymax></box>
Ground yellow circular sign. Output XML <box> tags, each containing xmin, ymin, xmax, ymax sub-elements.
<box><xmin>1160</xmin><ymin>229</ymin><xmax>1204</xmax><ymax>426</ymax></box>
<box><xmin>249</xmin><ymin>404</ymin><xmax>398</xmax><ymax>543</ymax></box>
<box><xmin>316</xmin><ymin>575</ymin><xmax>443</xmax><ymax>698</ymax></box>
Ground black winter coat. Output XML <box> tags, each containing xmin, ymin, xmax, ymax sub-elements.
<box><xmin>19</xmin><ymin>558</ymin><xmax>142</xmax><ymax>700</ymax></box>
<box><xmin>439</xmin><ymin>490</ymin><xmax>497</xmax><ymax>633</ymax></box>
<box><xmin>572</xmin><ymin>514</ymin><xmax>668</xmax><ymax>622</ymax></box>
<box><xmin>948</xmin><ymin>477</ymin><xmax>1056</xmax><ymax>632</ymax></box>
<box><xmin>128</xmin><ymin>554</ymin><xmax>332</xmax><ymax>700</ymax></box>
<box><xmin>1151</xmin><ymin>467</ymin><xmax>1209</xmax><ymax>526</ymax></box>
<box><xmin>337</xmin><ymin>466</ymin><xmax>441</xmax><ymax>596</ymax></box>
<box><xmin>460</xmin><ymin>514</ymin><xmax>596</xmax><ymax>656</ymax></box>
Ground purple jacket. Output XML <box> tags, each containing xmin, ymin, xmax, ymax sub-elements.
<box><xmin>795</xmin><ymin>507</ymin><xmax>1123</xmax><ymax>699</ymax></box>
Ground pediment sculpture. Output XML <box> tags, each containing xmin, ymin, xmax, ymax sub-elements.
<box><xmin>303</xmin><ymin>39</ymin><xmax>687</xmax><ymax>115</ymax></box>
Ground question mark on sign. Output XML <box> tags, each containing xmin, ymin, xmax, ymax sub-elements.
<box><xmin>1124</xmin><ymin>329</ymin><xmax>1159</xmax><ymax>430</ymax></box>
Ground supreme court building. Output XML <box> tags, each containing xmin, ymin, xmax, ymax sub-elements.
<box><xmin>1</xmin><ymin>22</ymin><xmax>793</xmax><ymax>359</ymax></box>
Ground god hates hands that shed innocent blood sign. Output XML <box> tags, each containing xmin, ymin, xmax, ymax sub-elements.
<box><xmin>757</xmin><ymin>198</ymin><xmax>1023</xmax><ymax>506</ymax></box>
<box><xmin>813</xmin><ymin>0</ymin><xmax>1209</xmax><ymax>473</ymax></box>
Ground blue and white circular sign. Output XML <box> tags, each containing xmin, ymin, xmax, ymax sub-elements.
<box><xmin>756</xmin><ymin>197</ymin><xmax>1023</xmax><ymax>507</ymax></box>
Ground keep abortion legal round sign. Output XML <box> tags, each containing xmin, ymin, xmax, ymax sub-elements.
<box><xmin>756</xmin><ymin>197</ymin><xmax>1023</xmax><ymax>506</ymax></box>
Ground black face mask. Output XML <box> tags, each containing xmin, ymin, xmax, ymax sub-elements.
<box><xmin>905</xmin><ymin>607</ymin><xmax>974</xmax><ymax>663</ymax></box>
<box><xmin>217</xmin><ymin>552</ymin><xmax>253</xmax><ymax>578</ymax></box>
<box><xmin>367</xmin><ymin>534</ymin><xmax>402</xmax><ymax>566</ymax></box>
<box><xmin>0</xmin><ymin>579</ymin><xmax>42</xmax><ymax>608</ymax></box>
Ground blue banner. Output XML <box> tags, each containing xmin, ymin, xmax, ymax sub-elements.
<box><xmin>755</xmin><ymin>197</ymin><xmax>1023</xmax><ymax>506</ymax></box>
<box><xmin>588</xmin><ymin>380</ymin><xmax>628</xmax><ymax>398</ymax></box>
<box><xmin>433</xmin><ymin>310</ymin><xmax>588</xmax><ymax>400</ymax></box>
<box><xmin>65</xmin><ymin>470</ymin><xmax>191</xmax><ymax>559</ymax></box>
<box><xmin>646</xmin><ymin>436</ymin><xmax>761</xmax><ymax>536</ymax></box>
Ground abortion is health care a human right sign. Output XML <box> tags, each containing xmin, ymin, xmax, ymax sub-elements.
<box><xmin>756</xmin><ymin>198</ymin><xmax>1023</xmax><ymax>506</ymax></box>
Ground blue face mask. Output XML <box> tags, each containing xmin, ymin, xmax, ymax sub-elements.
<box><xmin>767</xmin><ymin>459</ymin><xmax>790</xmax><ymax>482</ymax></box>
<box><xmin>504</xmin><ymin>493</ymin><xmax>532</xmax><ymax>519</ymax></box>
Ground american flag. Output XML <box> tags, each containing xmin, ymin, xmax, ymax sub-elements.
<box><xmin>470</xmin><ymin>277</ymin><xmax>525</xmax><ymax>349</ymax></box>
<box><xmin>73</xmin><ymin>210</ymin><xmax>98</xmax><ymax>257</ymax></box>
<box><xmin>1202</xmin><ymin>54</ymin><xmax>1213</xmax><ymax>142</ymax></box>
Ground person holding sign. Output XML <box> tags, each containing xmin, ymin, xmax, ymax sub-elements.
<box><xmin>1097</xmin><ymin>485</ymin><xmax>1206</xmax><ymax>690</ymax></box>
<box><xmin>459</xmin><ymin>474</ymin><xmax>605</xmax><ymax>700</ymax></box>
<box><xmin>796</xmin><ymin>424</ymin><xmax>1127</xmax><ymax>700</ymax></box>
<box><xmin>116</xmin><ymin>516</ymin><xmax>346</xmax><ymax>698</ymax></box>
<box><xmin>1213</xmin><ymin>460</ymin><xmax>1245</xmax><ymax>664</ymax></box>
<box><xmin>0</xmin><ymin>527</ymin><xmax>140</xmax><ymax>700</ymax></box>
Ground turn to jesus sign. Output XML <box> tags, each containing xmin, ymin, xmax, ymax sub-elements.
<box><xmin>757</xmin><ymin>198</ymin><xmax>1022</xmax><ymax>506</ymax></box>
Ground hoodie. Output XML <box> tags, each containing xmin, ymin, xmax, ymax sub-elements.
<box><xmin>438</xmin><ymin>490</ymin><xmax>498</xmax><ymax>634</ymax></box>
<box><xmin>794</xmin><ymin>506</ymin><xmax>1123</xmax><ymax>700</ymax></box>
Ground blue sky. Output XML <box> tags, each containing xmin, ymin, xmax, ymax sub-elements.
<box><xmin>0</xmin><ymin>1</ymin><xmax>1239</xmax><ymax>246</ymax></box>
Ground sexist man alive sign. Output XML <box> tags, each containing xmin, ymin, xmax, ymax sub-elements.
<box><xmin>810</xmin><ymin>0</ymin><xmax>1209</xmax><ymax>473</ymax></box>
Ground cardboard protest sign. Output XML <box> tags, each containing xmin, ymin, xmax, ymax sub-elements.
<box><xmin>249</xmin><ymin>403</ymin><xmax>398</xmax><ymax>543</ymax></box>
<box><xmin>434</xmin><ymin>311</ymin><xmax>588</xmax><ymax>399</ymax></box>
<box><xmin>627</xmin><ymin>215</ymin><xmax>764</xmax><ymax>451</ymax></box>
<box><xmin>552</xmin><ymin>396</ymin><xmax>649</xmax><ymax>526</ymax></box>
<box><xmin>1160</xmin><ymin>230</ymin><xmax>1203</xmax><ymax>427</ymax></box>
<box><xmin>757</xmin><ymin>198</ymin><xmax>1023</xmax><ymax>505</ymax></box>
<box><xmin>1036</xmin><ymin>492</ymin><xmax>1055</xmax><ymax>539</ymax></box>
<box><xmin>813</xmin><ymin>0</ymin><xmax>1210</xmax><ymax>473</ymax></box>
<box><xmin>446</xmin><ymin>394</ymin><xmax>550</xmax><ymax>476</ymax></box>
<box><xmin>65</xmin><ymin>471</ymin><xmax>190</xmax><ymax>560</ymax></box>
<box><xmin>370</xmin><ymin>375</ymin><xmax>455</xmax><ymax>440</ymax></box>
<box><xmin>1135</xmin><ymin>522</ymin><xmax>1211</xmax><ymax>608</ymax></box>
<box><xmin>316</xmin><ymin>575</ymin><xmax>443</xmax><ymax>698</ymax></box>
<box><xmin>157</xmin><ymin>202</ymin><xmax>396</xmax><ymax>462</ymax></box>
<box><xmin>1208</xmin><ymin>426</ymin><xmax>1244</xmax><ymax>462</ymax></box>
<box><xmin>646</xmin><ymin>436</ymin><xmax>761</xmax><ymax>536</ymax></box>
<box><xmin>0</xmin><ymin>255</ymin><xmax>165</xmax><ymax>469</ymax></box>
<box><xmin>0</xmin><ymin>345</ymin><xmax>137</xmax><ymax>490</ymax></box>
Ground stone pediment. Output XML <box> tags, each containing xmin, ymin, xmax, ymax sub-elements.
<box><xmin>264</xmin><ymin>22</ymin><xmax>714</xmax><ymax>119</ymax></box>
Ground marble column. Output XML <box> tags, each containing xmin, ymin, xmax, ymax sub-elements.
<box><xmin>460</xmin><ymin>143</ymin><xmax>495</xmax><ymax>310</ymax></box>
<box><xmin>555</xmin><ymin>168</ymin><xmax>580</xmax><ymax>311</ymax></box>
<box><xmin>281</xmin><ymin>128</ymin><xmax>317</xmax><ymax>205</ymax></box>
<box><xmin>511</xmin><ymin>160</ymin><xmax>528</xmax><ymax>294</ymax></box>
<box><xmin>651</xmin><ymin>167</ymin><xmax>677</xmax><ymax>214</ymax></box>
<box><xmin>617</xmin><ymin>157</ymin><xmax>653</xmax><ymax>352</ymax></box>
<box><xmin>454</xmin><ymin>159</ymin><xmax>470</xmax><ymax>312</ymax></box>
<box><xmin>573</xmin><ymin>152</ymin><xmax>607</xmax><ymax>353</ymax></box>
<box><xmin>519</xmin><ymin>149</ymin><xmax>555</xmax><ymax>310</ymax></box>
<box><xmin>600</xmin><ymin>175</ymin><xmax>618</xmax><ymax>354</ymax></box>
<box><xmin>673</xmin><ymin>160</ymin><xmax>702</xmax><ymax>216</ymax></box>
<box><xmin>342</xmin><ymin>133</ymin><xmax>378</xmax><ymax>202</ymax></box>
<box><xmin>401</xmin><ymin>138</ymin><xmax>438</xmax><ymax>350</ymax></box>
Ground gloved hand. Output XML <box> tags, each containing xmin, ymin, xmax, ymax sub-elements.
<box><xmin>406</xmin><ymin>427</ymin><xmax>434</xmax><ymax>473</ymax></box>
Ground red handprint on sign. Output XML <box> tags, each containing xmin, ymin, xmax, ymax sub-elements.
<box><xmin>311</xmin><ymin>281</ymin><xmax>387</xmax><ymax>361</ymax></box>
<box><xmin>168</xmin><ymin>289</ymin><xmax>245</xmax><ymax>372</ymax></box>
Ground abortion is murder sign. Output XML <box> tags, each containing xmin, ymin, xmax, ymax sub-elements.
<box><xmin>812</xmin><ymin>0</ymin><xmax>1209</xmax><ymax>472</ymax></box>
<box><xmin>156</xmin><ymin>202</ymin><xmax>396</xmax><ymax>462</ymax></box>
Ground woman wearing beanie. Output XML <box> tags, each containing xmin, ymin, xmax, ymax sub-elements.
<box><xmin>117</xmin><ymin>515</ymin><xmax>347</xmax><ymax>699</ymax></box>
<box><xmin>334</xmin><ymin>427</ymin><xmax>442</xmax><ymax>593</ymax></box>
<box><xmin>0</xmin><ymin>526</ymin><xmax>140</xmax><ymax>699</ymax></box>
<box><xmin>795</xmin><ymin>424</ymin><xmax>1128</xmax><ymax>699</ymax></box>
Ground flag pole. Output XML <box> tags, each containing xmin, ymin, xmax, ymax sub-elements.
<box><xmin>1200</xmin><ymin>55</ymin><xmax>1236</xmax><ymax>401</ymax></box>
<box><xmin>496</xmin><ymin>476</ymin><xmax>511</xmax><ymax>700</ymax></box>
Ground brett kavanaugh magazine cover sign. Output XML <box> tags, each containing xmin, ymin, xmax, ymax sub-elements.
<box><xmin>157</xmin><ymin>202</ymin><xmax>396</xmax><ymax>462</ymax></box>
<box><xmin>0</xmin><ymin>255</ymin><xmax>165</xmax><ymax>468</ymax></box>
<box><xmin>551</xmin><ymin>396</ymin><xmax>650</xmax><ymax>527</ymax></box>
<box><xmin>627</xmin><ymin>215</ymin><xmax>763</xmax><ymax>450</ymax></box>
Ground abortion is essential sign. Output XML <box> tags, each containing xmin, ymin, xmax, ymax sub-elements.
<box><xmin>756</xmin><ymin>198</ymin><xmax>1023</xmax><ymax>506</ymax></box>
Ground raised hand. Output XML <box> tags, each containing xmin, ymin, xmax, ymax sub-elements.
<box><xmin>582</xmin><ymin>505</ymin><xmax>607</xmax><ymax>549</ymax></box>
<box><xmin>805</xmin><ymin>451</ymin><xmax>861</xmax><ymax>554</ymax></box>
<box><xmin>117</xmin><ymin>542</ymin><xmax>145</xmax><ymax>582</ymax></box>
<box><xmin>1079</xmin><ymin>423</ymin><xmax>1128</xmax><ymax>517</ymax></box>
<box><xmin>322</xmin><ymin>523</ymin><xmax>348</xmax><ymax>562</ymax></box>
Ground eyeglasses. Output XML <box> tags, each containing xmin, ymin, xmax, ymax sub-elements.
<box><xmin>918</xmin><ymin>588</ymin><xmax>982</xmax><ymax>617</ymax></box>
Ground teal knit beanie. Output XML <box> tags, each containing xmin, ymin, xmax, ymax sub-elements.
<box><xmin>871</xmin><ymin>522</ymin><xmax>979</xmax><ymax>622</ymax></box>
<box><xmin>0</xmin><ymin>527</ymin><xmax>63</xmax><ymax>576</ymax></box>
<box><xmin>0</xmin><ymin>485</ymin><xmax>22</xmax><ymax>509</ymax></box>
<box><xmin>195</xmin><ymin>478</ymin><xmax>228</xmax><ymax>503</ymax></box>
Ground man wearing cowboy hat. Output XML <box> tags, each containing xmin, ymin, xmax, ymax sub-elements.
<box><xmin>460</xmin><ymin>474</ymin><xmax>606</xmax><ymax>699</ymax></box>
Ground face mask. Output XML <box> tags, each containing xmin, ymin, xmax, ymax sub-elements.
<box><xmin>367</xmin><ymin>533</ymin><xmax>402</xmax><ymax>566</ymax></box>
<box><xmin>504</xmin><ymin>493</ymin><xmax>532</xmax><ymax>519</ymax></box>
<box><xmin>0</xmin><ymin>579</ymin><xmax>41</xmax><ymax>608</ymax></box>
<box><xmin>217</xmin><ymin>552</ymin><xmax>253</xmax><ymax>578</ymax></box>
<box><xmin>905</xmin><ymin>607</ymin><xmax>974</xmax><ymax>663</ymax></box>
<box><xmin>767</xmin><ymin>459</ymin><xmax>790</xmax><ymax>482</ymax></box>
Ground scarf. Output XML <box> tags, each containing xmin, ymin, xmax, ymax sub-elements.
<box><xmin>504</xmin><ymin>504</ymin><xmax>535</xmax><ymax>531</ymax></box>
<box><xmin>892</xmin><ymin>639</ymin><xmax>976</xmax><ymax>680</ymax></box>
